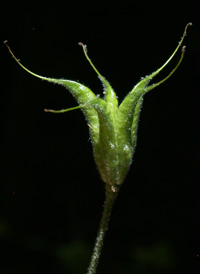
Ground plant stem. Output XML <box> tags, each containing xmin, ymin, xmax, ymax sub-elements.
<box><xmin>87</xmin><ymin>186</ymin><xmax>118</xmax><ymax>274</ymax></box>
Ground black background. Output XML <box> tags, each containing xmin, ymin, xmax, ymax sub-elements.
<box><xmin>1</xmin><ymin>1</ymin><xmax>200</xmax><ymax>274</ymax></box>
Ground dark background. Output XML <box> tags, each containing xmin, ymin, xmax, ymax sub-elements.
<box><xmin>1</xmin><ymin>1</ymin><xmax>200</xmax><ymax>274</ymax></box>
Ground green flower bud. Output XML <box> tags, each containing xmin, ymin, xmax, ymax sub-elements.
<box><xmin>4</xmin><ymin>23</ymin><xmax>192</xmax><ymax>193</ymax></box>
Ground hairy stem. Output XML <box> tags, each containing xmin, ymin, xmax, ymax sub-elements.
<box><xmin>87</xmin><ymin>187</ymin><xmax>118</xmax><ymax>274</ymax></box>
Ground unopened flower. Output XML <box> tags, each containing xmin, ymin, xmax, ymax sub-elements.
<box><xmin>4</xmin><ymin>23</ymin><xmax>192</xmax><ymax>193</ymax></box>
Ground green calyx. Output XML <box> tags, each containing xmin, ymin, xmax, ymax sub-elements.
<box><xmin>4</xmin><ymin>23</ymin><xmax>192</xmax><ymax>192</ymax></box>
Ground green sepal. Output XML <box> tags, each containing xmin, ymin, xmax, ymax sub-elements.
<box><xmin>99</xmin><ymin>75</ymin><xmax>118</xmax><ymax>121</ymax></box>
<box><xmin>114</xmin><ymin>23</ymin><xmax>191</xmax><ymax>183</ymax></box>
<box><xmin>52</xmin><ymin>79</ymin><xmax>100</xmax><ymax>143</ymax></box>
<box><xmin>88</xmin><ymin>98</ymin><xmax>119</xmax><ymax>187</ymax></box>
<box><xmin>79</xmin><ymin>43</ymin><xmax>118</xmax><ymax>122</ymax></box>
<box><xmin>116</xmin><ymin>80</ymin><xmax>148</xmax><ymax>184</ymax></box>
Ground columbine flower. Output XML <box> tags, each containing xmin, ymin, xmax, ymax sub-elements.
<box><xmin>5</xmin><ymin>23</ymin><xmax>192</xmax><ymax>274</ymax></box>
<box><xmin>4</xmin><ymin>23</ymin><xmax>191</xmax><ymax>194</ymax></box>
